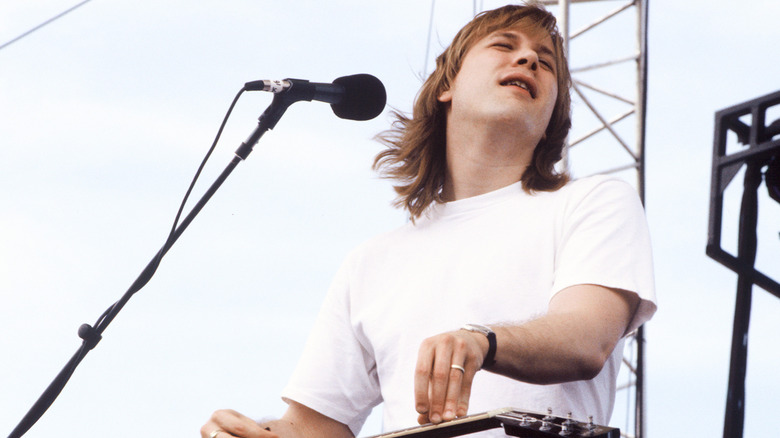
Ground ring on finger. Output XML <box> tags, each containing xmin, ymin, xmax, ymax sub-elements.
<box><xmin>451</xmin><ymin>364</ymin><xmax>466</xmax><ymax>373</ymax></box>
<box><xmin>209</xmin><ymin>430</ymin><xmax>223</xmax><ymax>438</ymax></box>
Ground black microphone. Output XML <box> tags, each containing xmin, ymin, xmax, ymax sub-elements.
<box><xmin>244</xmin><ymin>74</ymin><xmax>386</xmax><ymax>121</ymax></box>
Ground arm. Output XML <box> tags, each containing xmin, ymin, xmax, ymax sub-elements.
<box><xmin>491</xmin><ymin>284</ymin><xmax>640</xmax><ymax>383</ymax></box>
<box><xmin>201</xmin><ymin>401</ymin><xmax>353</xmax><ymax>438</ymax></box>
<box><xmin>414</xmin><ymin>284</ymin><xmax>640</xmax><ymax>424</ymax></box>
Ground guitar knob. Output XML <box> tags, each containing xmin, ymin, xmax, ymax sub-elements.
<box><xmin>539</xmin><ymin>408</ymin><xmax>554</xmax><ymax>431</ymax></box>
<box><xmin>559</xmin><ymin>413</ymin><xmax>575</xmax><ymax>436</ymax></box>
<box><xmin>581</xmin><ymin>416</ymin><xmax>598</xmax><ymax>437</ymax></box>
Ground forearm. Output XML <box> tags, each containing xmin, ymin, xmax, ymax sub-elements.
<box><xmin>202</xmin><ymin>402</ymin><xmax>353</xmax><ymax>438</ymax></box>
<box><xmin>488</xmin><ymin>315</ymin><xmax>611</xmax><ymax>384</ymax></box>
<box><xmin>276</xmin><ymin>400</ymin><xmax>354</xmax><ymax>438</ymax></box>
<box><xmin>256</xmin><ymin>419</ymin><xmax>296</xmax><ymax>438</ymax></box>
<box><xmin>414</xmin><ymin>284</ymin><xmax>639</xmax><ymax>425</ymax></box>
<box><xmin>485</xmin><ymin>285</ymin><xmax>639</xmax><ymax>384</ymax></box>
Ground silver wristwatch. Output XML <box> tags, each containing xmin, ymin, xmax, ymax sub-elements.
<box><xmin>461</xmin><ymin>324</ymin><xmax>497</xmax><ymax>368</ymax></box>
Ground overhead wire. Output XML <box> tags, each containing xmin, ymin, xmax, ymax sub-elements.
<box><xmin>422</xmin><ymin>0</ymin><xmax>436</xmax><ymax>78</ymax></box>
<box><xmin>0</xmin><ymin>0</ymin><xmax>94</xmax><ymax>52</ymax></box>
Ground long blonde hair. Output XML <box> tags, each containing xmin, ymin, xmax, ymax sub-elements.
<box><xmin>374</xmin><ymin>4</ymin><xmax>572</xmax><ymax>219</ymax></box>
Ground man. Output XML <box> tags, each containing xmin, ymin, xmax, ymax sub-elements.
<box><xmin>202</xmin><ymin>3</ymin><xmax>656</xmax><ymax>437</ymax></box>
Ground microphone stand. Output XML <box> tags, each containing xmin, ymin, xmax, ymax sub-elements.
<box><xmin>8</xmin><ymin>91</ymin><xmax>295</xmax><ymax>438</ymax></box>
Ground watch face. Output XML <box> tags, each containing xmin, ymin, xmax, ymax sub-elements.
<box><xmin>464</xmin><ymin>324</ymin><xmax>492</xmax><ymax>335</ymax></box>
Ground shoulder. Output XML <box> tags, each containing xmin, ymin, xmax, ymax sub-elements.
<box><xmin>552</xmin><ymin>174</ymin><xmax>642</xmax><ymax>212</ymax></box>
<box><xmin>339</xmin><ymin>220</ymin><xmax>415</xmax><ymax>267</ymax></box>
<box><xmin>559</xmin><ymin>174</ymin><xmax>636</xmax><ymax>198</ymax></box>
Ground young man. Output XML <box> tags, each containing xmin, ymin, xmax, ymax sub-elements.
<box><xmin>202</xmin><ymin>4</ymin><xmax>656</xmax><ymax>438</ymax></box>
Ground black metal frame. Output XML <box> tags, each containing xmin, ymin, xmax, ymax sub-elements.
<box><xmin>707</xmin><ymin>89</ymin><xmax>780</xmax><ymax>438</ymax></box>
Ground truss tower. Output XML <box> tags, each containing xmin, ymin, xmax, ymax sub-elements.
<box><xmin>538</xmin><ymin>1</ymin><xmax>649</xmax><ymax>437</ymax></box>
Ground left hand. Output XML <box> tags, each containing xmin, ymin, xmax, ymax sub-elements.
<box><xmin>413</xmin><ymin>329</ymin><xmax>487</xmax><ymax>425</ymax></box>
<box><xmin>200</xmin><ymin>409</ymin><xmax>278</xmax><ymax>438</ymax></box>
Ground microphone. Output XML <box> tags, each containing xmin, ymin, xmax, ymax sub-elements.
<box><xmin>244</xmin><ymin>74</ymin><xmax>386</xmax><ymax>121</ymax></box>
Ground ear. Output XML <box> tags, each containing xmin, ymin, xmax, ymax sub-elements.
<box><xmin>438</xmin><ymin>87</ymin><xmax>453</xmax><ymax>103</ymax></box>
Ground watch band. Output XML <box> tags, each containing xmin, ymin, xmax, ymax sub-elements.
<box><xmin>461</xmin><ymin>324</ymin><xmax>497</xmax><ymax>369</ymax></box>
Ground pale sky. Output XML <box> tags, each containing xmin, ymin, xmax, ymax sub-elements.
<box><xmin>1</xmin><ymin>1</ymin><xmax>779</xmax><ymax>437</ymax></box>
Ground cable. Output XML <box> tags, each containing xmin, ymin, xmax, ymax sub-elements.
<box><xmin>94</xmin><ymin>87</ymin><xmax>246</xmax><ymax>330</ymax></box>
<box><xmin>0</xmin><ymin>0</ymin><xmax>94</xmax><ymax>52</ymax></box>
<box><xmin>8</xmin><ymin>86</ymin><xmax>247</xmax><ymax>438</ymax></box>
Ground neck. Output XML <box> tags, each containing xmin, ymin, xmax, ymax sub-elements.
<box><xmin>442</xmin><ymin>119</ymin><xmax>538</xmax><ymax>202</ymax></box>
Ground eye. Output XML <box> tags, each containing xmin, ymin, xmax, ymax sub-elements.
<box><xmin>539</xmin><ymin>58</ymin><xmax>555</xmax><ymax>72</ymax></box>
<box><xmin>492</xmin><ymin>42</ymin><xmax>513</xmax><ymax>50</ymax></box>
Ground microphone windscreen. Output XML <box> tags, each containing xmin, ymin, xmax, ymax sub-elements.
<box><xmin>331</xmin><ymin>74</ymin><xmax>387</xmax><ymax>121</ymax></box>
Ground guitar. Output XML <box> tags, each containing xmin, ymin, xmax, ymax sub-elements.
<box><xmin>364</xmin><ymin>407</ymin><xmax>620</xmax><ymax>438</ymax></box>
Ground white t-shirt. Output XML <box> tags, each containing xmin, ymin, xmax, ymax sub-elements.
<box><xmin>282</xmin><ymin>175</ymin><xmax>656</xmax><ymax>436</ymax></box>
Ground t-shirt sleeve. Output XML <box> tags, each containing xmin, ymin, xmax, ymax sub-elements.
<box><xmin>551</xmin><ymin>177</ymin><xmax>657</xmax><ymax>333</ymax></box>
<box><xmin>281</xmin><ymin>252</ymin><xmax>382</xmax><ymax>436</ymax></box>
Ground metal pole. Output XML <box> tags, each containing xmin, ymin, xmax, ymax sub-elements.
<box><xmin>722</xmin><ymin>161</ymin><xmax>760</xmax><ymax>438</ymax></box>
<box><xmin>559</xmin><ymin>0</ymin><xmax>571</xmax><ymax>170</ymax></box>
<box><xmin>634</xmin><ymin>2</ymin><xmax>649</xmax><ymax>438</ymax></box>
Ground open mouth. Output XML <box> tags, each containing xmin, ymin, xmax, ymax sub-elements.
<box><xmin>501</xmin><ymin>79</ymin><xmax>535</xmax><ymax>99</ymax></box>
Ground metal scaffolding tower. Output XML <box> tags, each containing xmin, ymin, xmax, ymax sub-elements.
<box><xmin>538</xmin><ymin>1</ymin><xmax>650</xmax><ymax>437</ymax></box>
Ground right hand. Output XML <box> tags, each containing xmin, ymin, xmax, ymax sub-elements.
<box><xmin>200</xmin><ymin>409</ymin><xmax>279</xmax><ymax>438</ymax></box>
<box><xmin>413</xmin><ymin>330</ymin><xmax>486</xmax><ymax>424</ymax></box>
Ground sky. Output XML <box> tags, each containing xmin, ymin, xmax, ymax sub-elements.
<box><xmin>1</xmin><ymin>1</ymin><xmax>779</xmax><ymax>437</ymax></box>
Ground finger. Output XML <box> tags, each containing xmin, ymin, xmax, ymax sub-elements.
<box><xmin>456</xmin><ymin>358</ymin><xmax>479</xmax><ymax>418</ymax></box>
<box><xmin>417</xmin><ymin>412</ymin><xmax>430</xmax><ymax>425</ymax></box>
<box><xmin>443</xmin><ymin>351</ymin><xmax>467</xmax><ymax>421</ymax></box>
<box><xmin>202</xmin><ymin>420</ymin><xmax>236</xmax><ymax>438</ymax></box>
<box><xmin>201</xmin><ymin>428</ymin><xmax>237</xmax><ymax>438</ymax></box>
<box><xmin>200</xmin><ymin>422</ymin><xmax>220</xmax><ymax>438</ymax></box>
<box><xmin>201</xmin><ymin>410</ymin><xmax>238</xmax><ymax>438</ymax></box>
<box><xmin>427</xmin><ymin>339</ymin><xmax>454</xmax><ymax>424</ymax></box>
<box><xmin>414</xmin><ymin>339</ymin><xmax>436</xmax><ymax>416</ymax></box>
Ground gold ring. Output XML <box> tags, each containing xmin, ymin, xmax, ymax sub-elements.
<box><xmin>451</xmin><ymin>364</ymin><xmax>466</xmax><ymax>373</ymax></box>
<box><xmin>209</xmin><ymin>430</ymin><xmax>222</xmax><ymax>438</ymax></box>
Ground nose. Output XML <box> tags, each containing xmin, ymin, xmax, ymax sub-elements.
<box><xmin>517</xmin><ymin>57</ymin><xmax>538</xmax><ymax>72</ymax></box>
<box><xmin>515</xmin><ymin>46</ymin><xmax>540</xmax><ymax>71</ymax></box>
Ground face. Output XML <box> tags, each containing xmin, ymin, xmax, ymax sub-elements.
<box><xmin>438</xmin><ymin>26</ymin><xmax>559</xmax><ymax>146</ymax></box>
